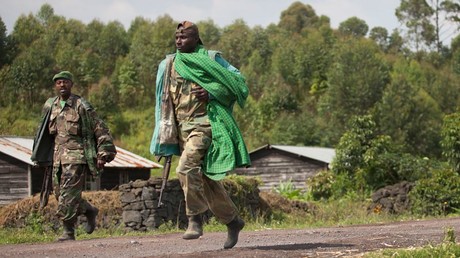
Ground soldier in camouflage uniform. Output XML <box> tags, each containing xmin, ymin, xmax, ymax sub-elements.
<box><xmin>150</xmin><ymin>21</ymin><xmax>250</xmax><ymax>249</ymax></box>
<box><xmin>32</xmin><ymin>71</ymin><xmax>117</xmax><ymax>241</ymax></box>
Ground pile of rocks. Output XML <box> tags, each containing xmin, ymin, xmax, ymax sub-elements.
<box><xmin>368</xmin><ymin>181</ymin><xmax>415</xmax><ymax>214</ymax></box>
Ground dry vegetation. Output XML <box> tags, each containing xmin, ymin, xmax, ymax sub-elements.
<box><xmin>0</xmin><ymin>191</ymin><xmax>122</xmax><ymax>229</ymax></box>
<box><xmin>0</xmin><ymin>190</ymin><xmax>312</xmax><ymax>230</ymax></box>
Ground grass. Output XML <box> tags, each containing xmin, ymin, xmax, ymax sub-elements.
<box><xmin>1</xmin><ymin>195</ymin><xmax>459</xmax><ymax>258</ymax></box>
<box><xmin>0</xmin><ymin>197</ymin><xmax>396</xmax><ymax>244</ymax></box>
<box><xmin>364</xmin><ymin>227</ymin><xmax>460</xmax><ymax>257</ymax></box>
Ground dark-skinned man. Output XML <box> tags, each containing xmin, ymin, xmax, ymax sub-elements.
<box><xmin>32</xmin><ymin>71</ymin><xmax>117</xmax><ymax>241</ymax></box>
<box><xmin>150</xmin><ymin>21</ymin><xmax>251</xmax><ymax>249</ymax></box>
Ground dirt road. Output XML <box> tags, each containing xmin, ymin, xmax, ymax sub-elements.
<box><xmin>1</xmin><ymin>217</ymin><xmax>460</xmax><ymax>258</ymax></box>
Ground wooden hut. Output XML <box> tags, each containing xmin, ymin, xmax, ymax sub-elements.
<box><xmin>234</xmin><ymin>144</ymin><xmax>335</xmax><ymax>191</ymax></box>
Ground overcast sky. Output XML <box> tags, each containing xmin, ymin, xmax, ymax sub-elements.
<box><xmin>1</xmin><ymin>0</ymin><xmax>405</xmax><ymax>34</ymax></box>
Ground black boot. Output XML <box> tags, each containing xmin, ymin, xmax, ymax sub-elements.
<box><xmin>182</xmin><ymin>215</ymin><xmax>203</xmax><ymax>240</ymax></box>
<box><xmin>84</xmin><ymin>203</ymin><xmax>99</xmax><ymax>234</ymax></box>
<box><xmin>57</xmin><ymin>220</ymin><xmax>76</xmax><ymax>241</ymax></box>
<box><xmin>224</xmin><ymin>216</ymin><xmax>245</xmax><ymax>249</ymax></box>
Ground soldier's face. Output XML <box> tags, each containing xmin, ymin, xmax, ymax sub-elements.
<box><xmin>54</xmin><ymin>79</ymin><xmax>73</xmax><ymax>100</ymax></box>
<box><xmin>175</xmin><ymin>28</ymin><xmax>199</xmax><ymax>53</ymax></box>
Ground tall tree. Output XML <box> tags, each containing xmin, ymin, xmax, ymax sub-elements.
<box><xmin>127</xmin><ymin>15</ymin><xmax>175</xmax><ymax>105</ymax></box>
<box><xmin>196</xmin><ymin>19</ymin><xmax>221</xmax><ymax>48</ymax></box>
<box><xmin>373</xmin><ymin>60</ymin><xmax>442</xmax><ymax>156</ymax></box>
<box><xmin>0</xmin><ymin>17</ymin><xmax>7</xmax><ymax>68</ymax></box>
<box><xmin>338</xmin><ymin>16</ymin><xmax>369</xmax><ymax>37</ymax></box>
<box><xmin>396</xmin><ymin>0</ymin><xmax>436</xmax><ymax>51</ymax></box>
<box><xmin>369</xmin><ymin>26</ymin><xmax>389</xmax><ymax>51</ymax></box>
<box><xmin>216</xmin><ymin>19</ymin><xmax>253</xmax><ymax>68</ymax></box>
<box><xmin>319</xmin><ymin>39</ymin><xmax>390</xmax><ymax>141</ymax></box>
<box><xmin>278</xmin><ymin>2</ymin><xmax>321</xmax><ymax>33</ymax></box>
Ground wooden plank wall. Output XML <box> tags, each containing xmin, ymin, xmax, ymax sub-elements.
<box><xmin>234</xmin><ymin>150</ymin><xmax>328</xmax><ymax>191</ymax></box>
<box><xmin>0</xmin><ymin>153</ymin><xmax>29</xmax><ymax>205</ymax></box>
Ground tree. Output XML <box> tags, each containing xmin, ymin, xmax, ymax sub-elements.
<box><xmin>98</xmin><ymin>21</ymin><xmax>129</xmax><ymax>75</ymax></box>
<box><xmin>332</xmin><ymin>115</ymin><xmax>377</xmax><ymax>176</ymax></box>
<box><xmin>373</xmin><ymin>60</ymin><xmax>443</xmax><ymax>157</ymax></box>
<box><xmin>396</xmin><ymin>0</ymin><xmax>436</xmax><ymax>51</ymax></box>
<box><xmin>36</xmin><ymin>3</ymin><xmax>56</xmax><ymax>27</ymax></box>
<box><xmin>127</xmin><ymin>15</ymin><xmax>175</xmax><ymax>105</ymax></box>
<box><xmin>369</xmin><ymin>26</ymin><xmax>389</xmax><ymax>51</ymax></box>
<box><xmin>216</xmin><ymin>19</ymin><xmax>253</xmax><ymax>68</ymax></box>
<box><xmin>394</xmin><ymin>0</ymin><xmax>460</xmax><ymax>53</ymax></box>
<box><xmin>338</xmin><ymin>17</ymin><xmax>369</xmax><ymax>37</ymax></box>
<box><xmin>319</xmin><ymin>38</ymin><xmax>389</xmax><ymax>141</ymax></box>
<box><xmin>441</xmin><ymin>112</ymin><xmax>460</xmax><ymax>173</ymax></box>
<box><xmin>0</xmin><ymin>17</ymin><xmax>7</xmax><ymax>68</ymax></box>
<box><xmin>11</xmin><ymin>13</ymin><xmax>44</xmax><ymax>52</ymax></box>
<box><xmin>278</xmin><ymin>2</ymin><xmax>321</xmax><ymax>33</ymax></box>
<box><xmin>196</xmin><ymin>19</ymin><xmax>221</xmax><ymax>48</ymax></box>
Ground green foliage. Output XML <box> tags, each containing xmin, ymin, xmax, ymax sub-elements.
<box><xmin>222</xmin><ymin>175</ymin><xmax>263</xmax><ymax>219</ymax></box>
<box><xmin>0</xmin><ymin>106</ymin><xmax>41</xmax><ymax>136</ymax></box>
<box><xmin>366</xmin><ymin>242</ymin><xmax>460</xmax><ymax>257</ymax></box>
<box><xmin>116</xmin><ymin>107</ymin><xmax>155</xmax><ymax>159</ymax></box>
<box><xmin>24</xmin><ymin>211</ymin><xmax>50</xmax><ymax>234</ymax></box>
<box><xmin>441</xmin><ymin>112</ymin><xmax>460</xmax><ymax>173</ymax></box>
<box><xmin>444</xmin><ymin>226</ymin><xmax>456</xmax><ymax>244</ymax></box>
<box><xmin>338</xmin><ymin>16</ymin><xmax>369</xmax><ymax>37</ymax></box>
<box><xmin>366</xmin><ymin>227</ymin><xmax>460</xmax><ymax>258</ymax></box>
<box><xmin>320</xmin><ymin>38</ymin><xmax>389</xmax><ymax>139</ymax></box>
<box><xmin>332</xmin><ymin>115</ymin><xmax>376</xmax><ymax>176</ymax></box>
<box><xmin>2</xmin><ymin>2</ymin><xmax>460</xmax><ymax>183</ymax></box>
<box><xmin>409</xmin><ymin>168</ymin><xmax>460</xmax><ymax>216</ymax></box>
<box><xmin>278</xmin><ymin>2</ymin><xmax>321</xmax><ymax>33</ymax></box>
<box><xmin>273</xmin><ymin>179</ymin><xmax>306</xmax><ymax>200</ymax></box>
<box><xmin>306</xmin><ymin>170</ymin><xmax>334</xmax><ymax>200</ymax></box>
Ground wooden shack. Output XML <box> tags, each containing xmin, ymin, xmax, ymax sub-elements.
<box><xmin>0</xmin><ymin>136</ymin><xmax>161</xmax><ymax>206</ymax></box>
<box><xmin>234</xmin><ymin>144</ymin><xmax>335</xmax><ymax>191</ymax></box>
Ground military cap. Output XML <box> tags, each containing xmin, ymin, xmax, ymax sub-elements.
<box><xmin>177</xmin><ymin>21</ymin><xmax>203</xmax><ymax>45</ymax></box>
<box><xmin>52</xmin><ymin>71</ymin><xmax>73</xmax><ymax>82</ymax></box>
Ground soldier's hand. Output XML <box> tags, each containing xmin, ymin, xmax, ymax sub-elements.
<box><xmin>97</xmin><ymin>159</ymin><xmax>106</xmax><ymax>169</ymax></box>
<box><xmin>191</xmin><ymin>86</ymin><xmax>209</xmax><ymax>102</ymax></box>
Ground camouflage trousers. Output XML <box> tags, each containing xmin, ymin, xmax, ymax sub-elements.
<box><xmin>53</xmin><ymin>163</ymin><xmax>91</xmax><ymax>222</ymax></box>
<box><xmin>177</xmin><ymin>122</ymin><xmax>238</xmax><ymax>225</ymax></box>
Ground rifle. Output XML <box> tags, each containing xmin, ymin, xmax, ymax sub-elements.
<box><xmin>157</xmin><ymin>156</ymin><xmax>172</xmax><ymax>208</ymax></box>
<box><xmin>39</xmin><ymin>166</ymin><xmax>53</xmax><ymax>209</ymax></box>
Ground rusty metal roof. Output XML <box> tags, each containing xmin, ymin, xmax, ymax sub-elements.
<box><xmin>0</xmin><ymin>136</ymin><xmax>161</xmax><ymax>169</ymax></box>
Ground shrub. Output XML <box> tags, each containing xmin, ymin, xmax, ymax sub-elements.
<box><xmin>306</xmin><ymin>170</ymin><xmax>334</xmax><ymax>200</ymax></box>
<box><xmin>273</xmin><ymin>179</ymin><xmax>306</xmax><ymax>200</ymax></box>
<box><xmin>409</xmin><ymin>168</ymin><xmax>460</xmax><ymax>216</ymax></box>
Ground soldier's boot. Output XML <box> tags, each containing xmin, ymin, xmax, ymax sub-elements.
<box><xmin>84</xmin><ymin>203</ymin><xmax>99</xmax><ymax>234</ymax></box>
<box><xmin>57</xmin><ymin>220</ymin><xmax>76</xmax><ymax>241</ymax></box>
<box><xmin>223</xmin><ymin>216</ymin><xmax>245</xmax><ymax>249</ymax></box>
<box><xmin>182</xmin><ymin>215</ymin><xmax>203</xmax><ymax>240</ymax></box>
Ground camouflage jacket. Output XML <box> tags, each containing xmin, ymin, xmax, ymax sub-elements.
<box><xmin>31</xmin><ymin>94</ymin><xmax>116</xmax><ymax>176</ymax></box>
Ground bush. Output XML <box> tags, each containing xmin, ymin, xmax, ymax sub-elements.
<box><xmin>306</xmin><ymin>170</ymin><xmax>334</xmax><ymax>200</ymax></box>
<box><xmin>409</xmin><ymin>168</ymin><xmax>460</xmax><ymax>216</ymax></box>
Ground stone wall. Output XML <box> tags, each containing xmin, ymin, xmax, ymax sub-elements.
<box><xmin>119</xmin><ymin>177</ymin><xmax>187</xmax><ymax>231</ymax></box>
<box><xmin>119</xmin><ymin>176</ymin><xmax>263</xmax><ymax>231</ymax></box>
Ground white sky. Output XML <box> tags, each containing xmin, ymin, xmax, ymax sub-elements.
<box><xmin>1</xmin><ymin>0</ymin><xmax>404</xmax><ymax>34</ymax></box>
<box><xmin>3</xmin><ymin>0</ymin><xmax>459</xmax><ymax>44</ymax></box>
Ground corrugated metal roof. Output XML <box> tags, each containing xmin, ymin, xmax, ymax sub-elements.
<box><xmin>255</xmin><ymin>144</ymin><xmax>335</xmax><ymax>164</ymax></box>
<box><xmin>0</xmin><ymin>136</ymin><xmax>161</xmax><ymax>169</ymax></box>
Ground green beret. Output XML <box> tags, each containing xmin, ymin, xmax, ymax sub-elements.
<box><xmin>52</xmin><ymin>71</ymin><xmax>73</xmax><ymax>82</ymax></box>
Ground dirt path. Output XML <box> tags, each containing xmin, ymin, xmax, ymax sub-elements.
<box><xmin>1</xmin><ymin>217</ymin><xmax>460</xmax><ymax>258</ymax></box>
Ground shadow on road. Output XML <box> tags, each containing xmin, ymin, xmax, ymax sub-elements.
<box><xmin>248</xmin><ymin>242</ymin><xmax>354</xmax><ymax>251</ymax></box>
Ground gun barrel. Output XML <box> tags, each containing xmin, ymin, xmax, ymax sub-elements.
<box><xmin>157</xmin><ymin>156</ymin><xmax>172</xmax><ymax>208</ymax></box>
